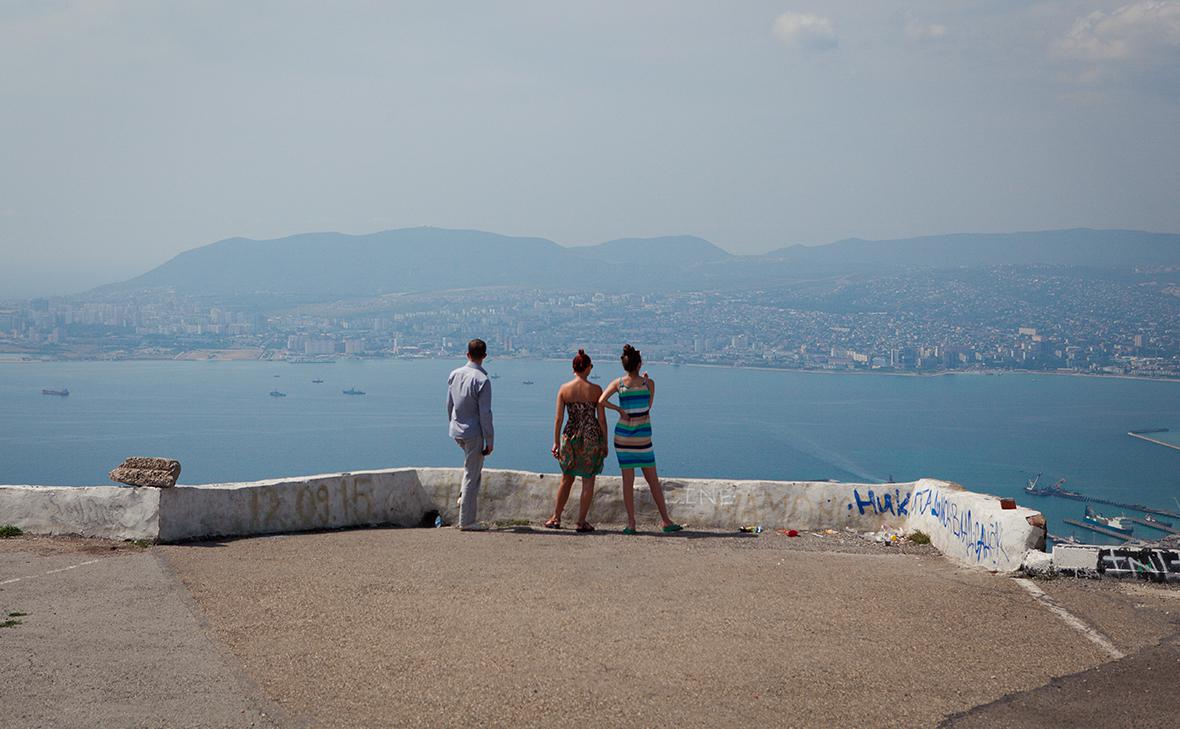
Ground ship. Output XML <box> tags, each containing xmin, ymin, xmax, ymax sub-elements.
<box><xmin>269</xmin><ymin>390</ymin><xmax>287</xmax><ymax>398</ymax></box>
<box><xmin>312</xmin><ymin>379</ymin><xmax>324</xmax><ymax>384</ymax></box>
<box><xmin>521</xmin><ymin>380</ymin><xmax>535</xmax><ymax>385</ymax></box>
<box><xmin>41</xmin><ymin>388</ymin><xmax>69</xmax><ymax>397</ymax></box>
<box><xmin>1082</xmin><ymin>505</ymin><xmax>1134</xmax><ymax>536</ymax></box>
<box><xmin>489</xmin><ymin>374</ymin><xmax>501</xmax><ymax>380</ymax></box>
<box><xmin>343</xmin><ymin>388</ymin><xmax>366</xmax><ymax>395</ymax></box>
<box><xmin>1143</xmin><ymin>513</ymin><xmax>1173</xmax><ymax>528</ymax></box>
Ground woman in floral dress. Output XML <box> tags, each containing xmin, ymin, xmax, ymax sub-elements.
<box><xmin>546</xmin><ymin>349</ymin><xmax>607</xmax><ymax>532</ymax></box>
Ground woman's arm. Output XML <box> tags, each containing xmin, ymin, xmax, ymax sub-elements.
<box><xmin>598</xmin><ymin>378</ymin><xmax>624</xmax><ymax>414</ymax></box>
<box><xmin>644</xmin><ymin>372</ymin><xmax>655</xmax><ymax>411</ymax></box>
<box><xmin>597</xmin><ymin>402</ymin><xmax>609</xmax><ymax>455</ymax></box>
<box><xmin>551</xmin><ymin>388</ymin><xmax>565</xmax><ymax>458</ymax></box>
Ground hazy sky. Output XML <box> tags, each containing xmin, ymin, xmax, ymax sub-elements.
<box><xmin>2</xmin><ymin>1</ymin><xmax>1179</xmax><ymax>296</ymax></box>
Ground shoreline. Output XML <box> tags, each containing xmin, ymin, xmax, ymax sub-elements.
<box><xmin>4</xmin><ymin>352</ymin><xmax>1180</xmax><ymax>384</ymax></box>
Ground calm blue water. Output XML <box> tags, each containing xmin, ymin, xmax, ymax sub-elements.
<box><xmin>2</xmin><ymin>359</ymin><xmax>1178</xmax><ymax>543</ymax></box>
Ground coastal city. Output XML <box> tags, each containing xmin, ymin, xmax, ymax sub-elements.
<box><xmin>3</xmin><ymin>264</ymin><xmax>1178</xmax><ymax>378</ymax></box>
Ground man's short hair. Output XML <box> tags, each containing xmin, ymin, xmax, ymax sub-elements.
<box><xmin>468</xmin><ymin>338</ymin><xmax>487</xmax><ymax>359</ymax></box>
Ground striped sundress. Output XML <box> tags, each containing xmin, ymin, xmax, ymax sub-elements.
<box><xmin>614</xmin><ymin>379</ymin><xmax>656</xmax><ymax>470</ymax></box>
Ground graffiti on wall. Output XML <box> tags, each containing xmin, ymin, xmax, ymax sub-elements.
<box><xmin>847</xmin><ymin>487</ymin><xmax>911</xmax><ymax>517</ymax></box>
<box><xmin>910</xmin><ymin>485</ymin><xmax>1008</xmax><ymax>567</ymax></box>
<box><xmin>1097</xmin><ymin>548</ymin><xmax>1180</xmax><ymax>583</ymax></box>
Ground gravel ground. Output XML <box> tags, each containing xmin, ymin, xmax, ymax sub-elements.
<box><xmin>5</xmin><ymin>528</ymin><xmax>1175</xmax><ymax>729</ymax></box>
<box><xmin>0</xmin><ymin>537</ymin><xmax>283</xmax><ymax>729</ymax></box>
<box><xmin>157</xmin><ymin>525</ymin><xmax>1174</xmax><ymax>729</ymax></box>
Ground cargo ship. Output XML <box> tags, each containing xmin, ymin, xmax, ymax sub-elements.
<box><xmin>269</xmin><ymin>390</ymin><xmax>287</xmax><ymax>398</ymax></box>
<box><xmin>41</xmin><ymin>388</ymin><xmax>69</xmax><ymax>397</ymax></box>
<box><xmin>1082</xmin><ymin>505</ymin><xmax>1134</xmax><ymax>536</ymax></box>
<box><xmin>343</xmin><ymin>388</ymin><xmax>365</xmax><ymax>395</ymax></box>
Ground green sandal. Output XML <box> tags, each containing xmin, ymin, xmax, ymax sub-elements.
<box><xmin>622</xmin><ymin>527</ymin><xmax>637</xmax><ymax>535</ymax></box>
<box><xmin>661</xmin><ymin>523</ymin><xmax>683</xmax><ymax>533</ymax></box>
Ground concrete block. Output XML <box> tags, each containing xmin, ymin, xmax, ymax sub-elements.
<box><xmin>0</xmin><ymin>485</ymin><xmax>159</xmax><ymax>540</ymax></box>
<box><xmin>1052</xmin><ymin>544</ymin><xmax>1100</xmax><ymax>575</ymax></box>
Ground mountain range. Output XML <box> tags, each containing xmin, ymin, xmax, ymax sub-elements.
<box><xmin>100</xmin><ymin>227</ymin><xmax>1180</xmax><ymax>298</ymax></box>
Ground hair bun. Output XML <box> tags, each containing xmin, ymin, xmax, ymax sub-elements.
<box><xmin>578</xmin><ymin>349</ymin><xmax>586</xmax><ymax>355</ymax></box>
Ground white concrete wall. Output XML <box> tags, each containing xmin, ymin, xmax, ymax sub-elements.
<box><xmin>419</xmin><ymin>468</ymin><xmax>917</xmax><ymax>533</ymax></box>
<box><xmin>157</xmin><ymin>469</ymin><xmax>434</xmax><ymax>542</ymax></box>
<box><xmin>1</xmin><ymin>469</ymin><xmax>1047</xmax><ymax>572</ymax></box>
<box><xmin>904</xmin><ymin>479</ymin><xmax>1044</xmax><ymax>573</ymax></box>
<box><xmin>0</xmin><ymin>485</ymin><xmax>159</xmax><ymax>541</ymax></box>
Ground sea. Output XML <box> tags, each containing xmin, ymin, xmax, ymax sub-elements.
<box><xmin>2</xmin><ymin>358</ymin><xmax>1178</xmax><ymax>544</ymax></box>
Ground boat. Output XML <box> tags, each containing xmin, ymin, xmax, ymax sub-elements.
<box><xmin>269</xmin><ymin>390</ymin><xmax>287</xmax><ymax>398</ymax></box>
<box><xmin>521</xmin><ymin>380</ymin><xmax>535</xmax><ymax>385</ymax></box>
<box><xmin>312</xmin><ymin>379</ymin><xmax>324</xmax><ymax>384</ymax></box>
<box><xmin>41</xmin><ymin>388</ymin><xmax>69</xmax><ymax>397</ymax></box>
<box><xmin>489</xmin><ymin>374</ymin><xmax>501</xmax><ymax>380</ymax></box>
<box><xmin>1023</xmin><ymin>473</ymin><xmax>1044</xmax><ymax>495</ymax></box>
<box><xmin>273</xmin><ymin>374</ymin><xmax>280</xmax><ymax>378</ymax></box>
<box><xmin>343</xmin><ymin>388</ymin><xmax>366</xmax><ymax>396</ymax></box>
<box><xmin>1082</xmin><ymin>505</ymin><xmax>1134</xmax><ymax>536</ymax></box>
<box><xmin>1143</xmin><ymin>514</ymin><xmax>1173</xmax><ymax>528</ymax></box>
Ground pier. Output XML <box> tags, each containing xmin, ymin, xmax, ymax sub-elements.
<box><xmin>1125</xmin><ymin>517</ymin><xmax>1180</xmax><ymax>536</ymax></box>
<box><xmin>1026</xmin><ymin>479</ymin><xmax>1180</xmax><ymax>521</ymax></box>
<box><xmin>1128</xmin><ymin>429</ymin><xmax>1180</xmax><ymax>454</ymax></box>
<box><xmin>1062</xmin><ymin>518</ymin><xmax>1133</xmax><ymax>542</ymax></box>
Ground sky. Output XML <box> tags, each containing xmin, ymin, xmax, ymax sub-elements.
<box><xmin>2</xmin><ymin>1</ymin><xmax>1179</xmax><ymax>297</ymax></box>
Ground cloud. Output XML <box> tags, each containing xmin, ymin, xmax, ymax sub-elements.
<box><xmin>772</xmin><ymin>11</ymin><xmax>837</xmax><ymax>51</ymax></box>
<box><xmin>1055</xmin><ymin>1</ymin><xmax>1180</xmax><ymax>62</ymax></box>
<box><xmin>905</xmin><ymin>20</ymin><xmax>948</xmax><ymax>44</ymax></box>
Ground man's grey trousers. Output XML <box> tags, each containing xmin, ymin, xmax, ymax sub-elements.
<box><xmin>455</xmin><ymin>437</ymin><xmax>485</xmax><ymax>528</ymax></box>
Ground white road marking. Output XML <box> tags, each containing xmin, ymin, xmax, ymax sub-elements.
<box><xmin>1</xmin><ymin>558</ymin><xmax>103</xmax><ymax>586</ymax></box>
<box><xmin>1014</xmin><ymin>577</ymin><xmax>1125</xmax><ymax>660</ymax></box>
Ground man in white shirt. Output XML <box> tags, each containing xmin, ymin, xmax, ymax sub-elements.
<box><xmin>446</xmin><ymin>338</ymin><xmax>494</xmax><ymax>530</ymax></box>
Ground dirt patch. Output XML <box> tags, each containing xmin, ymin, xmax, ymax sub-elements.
<box><xmin>0</xmin><ymin>533</ymin><xmax>149</xmax><ymax>557</ymax></box>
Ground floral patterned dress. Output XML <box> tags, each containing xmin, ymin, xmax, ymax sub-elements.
<box><xmin>559</xmin><ymin>401</ymin><xmax>605</xmax><ymax>477</ymax></box>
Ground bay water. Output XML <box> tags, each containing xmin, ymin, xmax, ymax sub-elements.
<box><xmin>2</xmin><ymin>359</ymin><xmax>1178</xmax><ymax>543</ymax></box>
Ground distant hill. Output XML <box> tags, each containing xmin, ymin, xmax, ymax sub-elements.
<box><xmin>767</xmin><ymin>229</ymin><xmax>1180</xmax><ymax>269</ymax></box>
<box><xmin>572</xmin><ymin>235</ymin><xmax>732</xmax><ymax>266</ymax></box>
<box><xmin>107</xmin><ymin>228</ymin><xmax>590</xmax><ymax>297</ymax></box>
<box><xmin>99</xmin><ymin>226</ymin><xmax>1180</xmax><ymax>298</ymax></box>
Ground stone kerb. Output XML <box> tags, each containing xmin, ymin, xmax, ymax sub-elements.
<box><xmin>419</xmin><ymin>469</ymin><xmax>918</xmax><ymax>533</ymax></box>
<box><xmin>156</xmin><ymin>469</ymin><xmax>434</xmax><ymax>542</ymax></box>
<box><xmin>0</xmin><ymin>484</ymin><xmax>160</xmax><ymax>541</ymax></box>
<box><xmin>0</xmin><ymin>470</ymin><xmax>1047</xmax><ymax>573</ymax></box>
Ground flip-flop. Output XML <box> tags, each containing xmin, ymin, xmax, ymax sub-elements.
<box><xmin>543</xmin><ymin>519</ymin><xmax>561</xmax><ymax>529</ymax></box>
<box><xmin>576</xmin><ymin>523</ymin><xmax>595</xmax><ymax>533</ymax></box>
<box><xmin>622</xmin><ymin>527</ymin><xmax>637</xmax><ymax>535</ymax></box>
<box><xmin>661</xmin><ymin>523</ymin><xmax>683</xmax><ymax>533</ymax></box>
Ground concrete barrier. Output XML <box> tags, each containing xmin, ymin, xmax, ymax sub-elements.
<box><xmin>0</xmin><ymin>484</ymin><xmax>160</xmax><ymax>541</ymax></box>
<box><xmin>905</xmin><ymin>480</ymin><xmax>1045</xmax><ymax>573</ymax></box>
<box><xmin>1044</xmin><ymin>543</ymin><xmax>1180</xmax><ymax>583</ymax></box>
<box><xmin>156</xmin><ymin>470</ymin><xmax>435</xmax><ymax>542</ymax></box>
<box><xmin>0</xmin><ymin>470</ymin><xmax>1046</xmax><ymax>572</ymax></box>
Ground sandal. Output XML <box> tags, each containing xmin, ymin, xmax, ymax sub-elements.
<box><xmin>576</xmin><ymin>522</ymin><xmax>595</xmax><ymax>533</ymax></box>
<box><xmin>661</xmin><ymin>523</ymin><xmax>683</xmax><ymax>533</ymax></box>
<box><xmin>622</xmin><ymin>527</ymin><xmax>637</xmax><ymax>535</ymax></box>
<box><xmin>543</xmin><ymin>518</ymin><xmax>561</xmax><ymax>529</ymax></box>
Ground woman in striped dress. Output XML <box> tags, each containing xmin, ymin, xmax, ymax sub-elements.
<box><xmin>599</xmin><ymin>344</ymin><xmax>682</xmax><ymax>534</ymax></box>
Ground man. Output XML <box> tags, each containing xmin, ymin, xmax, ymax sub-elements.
<box><xmin>446</xmin><ymin>338</ymin><xmax>494</xmax><ymax>530</ymax></box>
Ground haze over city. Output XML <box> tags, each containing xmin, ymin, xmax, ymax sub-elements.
<box><xmin>3</xmin><ymin>1</ymin><xmax>1180</xmax><ymax>296</ymax></box>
